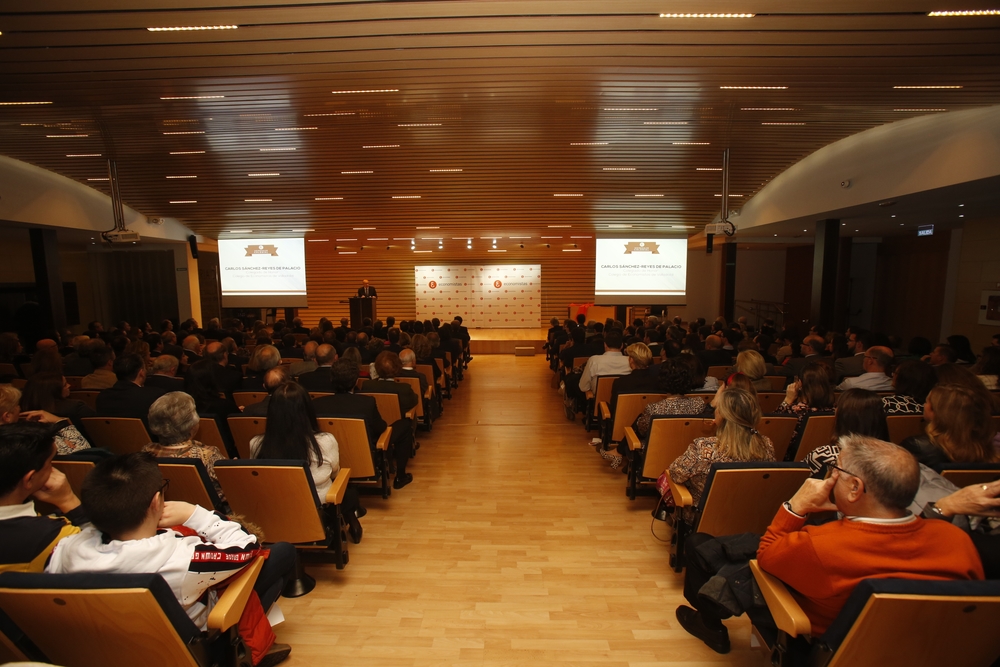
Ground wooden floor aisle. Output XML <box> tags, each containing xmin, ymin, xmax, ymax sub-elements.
<box><xmin>276</xmin><ymin>355</ymin><xmax>766</xmax><ymax>666</ymax></box>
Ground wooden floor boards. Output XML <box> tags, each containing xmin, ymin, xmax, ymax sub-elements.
<box><xmin>276</xmin><ymin>355</ymin><xmax>765</xmax><ymax>666</ymax></box>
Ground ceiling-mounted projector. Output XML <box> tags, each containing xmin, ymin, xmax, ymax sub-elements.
<box><xmin>103</xmin><ymin>229</ymin><xmax>141</xmax><ymax>244</ymax></box>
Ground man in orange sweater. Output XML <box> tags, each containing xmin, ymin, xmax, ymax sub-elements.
<box><xmin>676</xmin><ymin>435</ymin><xmax>983</xmax><ymax>653</ymax></box>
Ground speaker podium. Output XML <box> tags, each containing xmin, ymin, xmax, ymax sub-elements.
<box><xmin>349</xmin><ymin>297</ymin><xmax>376</xmax><ymax>330</ymax></box>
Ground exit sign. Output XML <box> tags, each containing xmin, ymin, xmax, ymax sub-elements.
<box><xmin>917</xmin><ymin>224</ymin><xmax>934</xmax><ymax>237</ymax></box>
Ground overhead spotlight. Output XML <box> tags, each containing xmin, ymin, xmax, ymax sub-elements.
<box><xmin>386</xmin><ymin>245</ymin><xmax>390</xmax><ymax>250</ymax></box>
<box><xmin>546</xmin><ymin>244</ymin><xmax>550</xmax><ymax>248</ymax></box>
<box><xmin>574</xmin><ymin>243</ymin><xmax>578</xmax><ymax>248</ymax></box>
<box><xmin>519</xmin><ymin>244</ymin><xmax>524</xmax><ymax>249</ymax></box>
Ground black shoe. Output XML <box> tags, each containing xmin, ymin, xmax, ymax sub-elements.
<box><xmin>257</xmin><ymin>643</ymin><xmax>292</xmax><ymax>667</ymax></box>
<box><xmin>393</xmin><ymin>473</ymin><xmax>413</xmax><ymax>489</ymax></box>
<box><xmin>355</xmin><ymin>506</ymin><xmax>367</xmax><ymax>519</ymax></box>
<box><xmin>349</xmin><ymin>522</ymin><xmax>363</xmax><ymax>544</ymax></box>
<box><xmin>675</xmin><ymin>606</ymin><xmax>730</xmax><ymax>654</ymax></box>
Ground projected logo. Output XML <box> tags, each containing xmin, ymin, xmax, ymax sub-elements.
<box><xmin>493</xmin><ymin>280</ymin><xmax>503</xmax><ymax>288</ymax></box>
<box><xmin>245</xmin><ymin>244</ymin><xmax>279</xmax><ymax>257</ymax></box>
<box><xmin>428</xmin><ymin>281</ymin><xmax>437</xmax><ymax>289</ymax></box>
<box><xmin>623</xmin><ymin>241</ymin><xmax>659</xmax><ymax>254</ymax></box>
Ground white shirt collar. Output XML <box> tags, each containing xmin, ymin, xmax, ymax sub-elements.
<box><xmin>0</xmin><ymin>501</ymin><xmax>38</xmax><ymax>520</ymax></box>
<box><xmin>844</xmin><ymin>512</ymin><xmax>916</xmax><ymax>525</ymax></box>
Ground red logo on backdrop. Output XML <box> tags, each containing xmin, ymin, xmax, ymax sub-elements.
<box><xmin>428</xmin><ymin>281</ymin><xmax>437</xmax><ymax>289</ymax></box>
<box><xmin>494</xmin><ymin>280</ymin><xmax>502</xmax><ymax>288</ymax></box>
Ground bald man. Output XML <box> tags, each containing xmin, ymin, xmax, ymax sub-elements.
<box><xmin>357</xmin><ymin>279</ymin><xmax>377</xmax><ymax>298</ymax></box>
<box><xmin>289</xmin><ymin>341</ymin><xmax>319</xmax><ymax>377</ymax></box>
<box><xmin>297</xmin><ymin>344</ymin><xmax>337</xmax><ymax>392</ymax></box>
<box><xmin>698</xmin><ymin>334</ymin><xmax>734</xmax><ymax>368</ymax></box>
<box><xmin>835</xmin><ymin>346</ymin><xmax>894</xmax><ymax>391</ymax></box>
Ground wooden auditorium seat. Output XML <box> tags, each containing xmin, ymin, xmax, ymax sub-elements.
<box><xmin>624</xmin><ymin>416</ymin><xmax>716</xmax><ymax>500</ymax></box>
<box><xmin>316</xmin><ymin>417</ymin><xmax>392</xmax><ymax>498</ymax></box>
<box><xmin>156</xmin><ymin>458</ymin><xmax>226</xmax><ymax>512</ymax></box>
<box><xmin>80</xmin><ymin>417</ymin><xmax>152</xmax><ymax>456</ymax></box>
<box><xmin>226</xmin><ymin>416</ymin><xmax>267</xmax><ymax>459</ymax></box>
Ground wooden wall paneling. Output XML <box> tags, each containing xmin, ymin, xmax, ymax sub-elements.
<box><xmin>871</xmin><ymin>236</ymin><xmax>948</xmax><ymax>342</ymax></box>
<box><xmin>783</xmin><ymin>245</ymin><xmax>814</xmax><ymax>333</ymax></box>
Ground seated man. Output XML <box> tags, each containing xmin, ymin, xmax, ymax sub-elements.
<box><xmin>297</xmin><ymin>344</ymin><xmax>337</xmax><ymax>392</ymax></box>
<box><xmin>288</xmin><ymin>341</ymin><xmax>318</xmax><ymax>378</ymax></box>
<box><xmin>577</xmin><ymin>329</ymin><xmax>631</xmax><ymax>395</ymax></box>
<box><xmin>241</xmin><ymin>366</ymin><xmax>288</xmax><ymax>417</ymax></box>
<box><xmin>676</xmin><ymin>435</ymin><xmax>983</xmax><ymax>654</ymax></box>
<box><xmin>144</xmin><ymin>354</ymin><xmax>185</xmax><ymax>392</ymax></box>
<box><xmin>0</xmin><ymin>422</ymin><xmax>87</xmax><ymax>571</ymax></box>
<box><xmin>81</xmin><ymin>343</ymin><xmax>117</xmax><ymax>389</ymax></box>
<box><xmin>835</xmin><ymin>346</ymin><xmax>894</xmax><ymax>392</ymax></box>
<box><xmin>95</xmin><ymin>353</ymin><xmax>167</xmax><ymax>425</ymax></box>
<box><xmin>361</xmin><ymin>352</ymin><xmax>417</xmax><ymax>489</ymax></box>
<box><xmin>47</xmin><ymin>452</ymin><xmax>295</xmax><ymax>667</ymax></box>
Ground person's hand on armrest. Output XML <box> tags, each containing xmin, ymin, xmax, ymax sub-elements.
<box><xmin>32</xmin><ymin>468</ymin><xmax>81</xmax><ymax>514</ymax></box>
<box><xmin>932</xmin><ymin>479</ymin><xmax>1000</xmax><ymax>518</ymax></box>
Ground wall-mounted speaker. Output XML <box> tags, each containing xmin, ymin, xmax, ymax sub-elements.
<box><xmin>188</xmin><ymin>235</ymin><xmax>199</xmax><ymax>260</ymax></box>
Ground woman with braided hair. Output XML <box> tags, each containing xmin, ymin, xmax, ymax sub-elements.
<box><xmin>668</xmin><ymin>387</ymin><xmax>775</xmax><ymax>523</ymax></box>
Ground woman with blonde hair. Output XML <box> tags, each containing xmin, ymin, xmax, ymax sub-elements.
<box><xmin>124</xmin><ymin>339</ymin><xmax>152</xmax><ymax>371</ymax></box>
<box><xmin>733</xmin><ymin>349</ymin><xmax>771</xmax><ymax>392</ymax></box>
<box><xmin>901</xmin><ymin>383</ymin><xmax>999</xmax><ymax>471</ymax></box>
<box><xmin>668</xmin><ymin>387</ymin><xmax>775</xmax><ymax>523</ymax></box>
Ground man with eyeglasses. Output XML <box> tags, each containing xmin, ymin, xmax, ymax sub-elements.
<box><xmin>676</xmin><ymin>435</ymin><xmax>983</xmax><ymax>654</ymax></box>
<box><xmin>834</xmin><ymin>345</ymin><xmax>894</xmax><ymax>392</ymax></box>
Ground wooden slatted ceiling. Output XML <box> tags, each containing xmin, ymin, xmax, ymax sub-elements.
<box><xmin>301</xmin><ymin>241</ymin><xmax>595</xmax><ymax>328</ymax></box>
<box><xmin>0</xmin><ymin>2</ymin><xmax>999</xmax><ymax>245</ymax></box>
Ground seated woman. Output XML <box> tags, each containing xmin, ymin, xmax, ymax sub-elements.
<box><xmin>804</xmin><ymin>388</ymin><xmax>889</xmax><ymax>473</ymax></box>
<box><xmin>884</xmin><ymin>359</ymin><xmax>938</xmax><ymax>414</ymax></box>
<box><xmin>773</xmin><ymin>362</ymin><xmax>835</xmax><ymax>459</ymax></box>
<box><xmin>732</xmin><ymin>350</ymin><xmax>772</xmax><ymax>392</ymax></box>
<box><xmin>974</xmin><ymin>346</ymin><xmax>1000</xmax><ymax>391</ymax></box>
<box><xmin>5</xmin><ymin>380</ymin><xmax>91</xmax><ymax>455</ymax></box>
<box><xmin>410</xmin><ymin>334</ymin><xmax>440</xmax><ymax>386</ymax></box>
<box><xmin>250</xmin><ymin>382</ymin><xmax>364</xmax><ymax>542</ymax></box>
<box><xmin>341</xmin><ymin>346</ymin><xmax>368</xmax><ymax>378</ymax></box>
<box><xmin>710</xmin><ymin>372</ymin><xmax>759</xmax><ymax>412</ymax></box>
<box><xmin>143</xmin><ymin>392</ymin><xmax>227</xmax><ymax>506</ymax></box>
<box><xmin>20</xmin><ymin>371</ymin><xmax>96</xmax><ymax>424</ymax></box>
<box><xmin>124</xmin><ymin>339</ymin><xmax>152</xmax><ymax>371</ymax></box>
<box><xmin>668</xmin><ymin>387</ymin><xmax>775</xmax><ymax>523</ymax></box>
<box><xmin>901</xmin><ymin>383</ymin><xmax>999</xmax><ymax>472</ymax></box>
<box><xmin>634</xmin><ymin>357</ymin><xmax>708</xmax><ymax>438</ymax></box>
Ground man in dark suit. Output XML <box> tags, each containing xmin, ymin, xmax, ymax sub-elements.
<box><xmin>313</xmin><ymin>359</ymin><xmax>412</xmax><ymax>489</ymax></box>
<box><xmin>144</xmin><ymin>354</ymin><xmax>185</xmax><ymax>392</ymax></box>
<box><xmin>297</xmin><ymin>344</ymin><xmax>337</xmax><ymax>393</ymax></box>
<box><xmin>203</xmin><ymin>341</ymin><xmax>243</xmax><ymax>398</ymax></box>
<box><xmin>697</xmin><ymin>335</ymin><xmax>734</xmax><ymax>369</ymax></box>
<box><xmin>357</xmin><ymin>279</ymin><xmax>377</xmax><ymax>298</ymax></box>
<box><xmin>778</xmin><ymin>338</ymin><xmax>832</xmax><ymax>378</ymax></box>
<box><xmin>360</xmin><ymin>352</ymin><xmax>416</xmax><ymax>488</ymax></box>
<box><xmin>95</xmin><ymin>354</ymin><xmax>167</xmax><ymax>426</ymax></box>
<box><xmin>240</xmin><ymin>366</ymin><xmax>288</xmax><ymax>416</ymax></box>
<box><xmin>398</xmin><ymin>348</ymin><xmax>434</xmax><ymax>419</ymax></box>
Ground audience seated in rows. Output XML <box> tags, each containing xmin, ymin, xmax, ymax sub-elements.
<box><xmin>883</xmin><ymin>359</ymin><xmax>937</xmax><ymax>414</ymax></box>
<box><xmin>288</xmin><ymin>341</ymin><xmax>318</xmax><ymax>377</ymax></box>
<box><xmin>94</xmin><ymin>354</ymin><xmax>167</xmax><ymax>425</ymax></box>
<box><xmin>144</xmin><ymin>354</ymin><xmax>185</xmax><ymax>392</ymax></box>
<box><xmin>608</xmin><ymin>343</ymin><xmax>659</xmax><ymax>415</ymax></box>
<box><xmin>243</xmin><ymin>344</ymin><xmax>281</xmax><ymax>391</ymax></box>
<box><xmin>22</xmin><ymin>371</ymin><xmax>96</xmax><ymax>424</ymax></box>
<box><xmin>835</xmin><ymin>346</ymin><xmax>894</xmax><ymax>392</ymax></box>
<box><xmin>298</xmin><ymin>344</ymin><xmax>338</xmax><ymax>392</ymax></box>
<box><xmin>901</xmin><ymin>383</ymin><xmax>1000</xmax><ymax>472</ymax></box>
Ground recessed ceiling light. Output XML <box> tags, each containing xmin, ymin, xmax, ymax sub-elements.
<box><xmin>330</xmin><ymin>89</ymin><xmax>399</xmax><ymax>94</ymax></box>
<box><xmin>304</xmin><ymin>112</ymin><xmax>355</xmax><ymax>116</ymax></box>
<box><xmin>562</xmin><ymin>249</ymin><xmax>582</xmax><ymax>252</ymax></box>
<box><xmin>314</xmin><ymin>197</ymin><xmax>344</xmax><ymax>200</ymax></box>
<box><xmin>307</xmin><ymin>239</ymin><xmax>330</xmax><ymax>242</ymax></box>
<box><xmin>774</xmin><ymin>234</ymin><xmax>778</xmax><ymax>236</ymax></box>
<box><xmin>67</xmin><ymin>154</ymin><xmax>101</xmax><ymax>157</ymax></box>
<box><xmin>548</xmin><ymin>225</ymin><xmax>572</xmax><ymax>228</ymax></box>
<box><xmin>891</xmin><ymin>215</ymin><xmax>896</xmax><ymax>218</ymax></box>
<box><xmin>259</xmin><ymin>147</ymin><xmax>296</xmax><ymax>151</ymax></box>
<box><xmin>803</xmin><ymin>229</ymin><xmax>808</xmax><ymax>232</ymax></box>
<box><xmin>673</xmin><ymin>141</ymin><xmax>710</xmax><ymax>145</ymax></box>
<box><xmin>248</xmin><ymin>173</ymin><xmax>279</xmax><ymax>177</ymax></box>
<box><xmin>0</xmin><ymin>101</ymin><xmax>53</xmax><ymax>105</ymax></box>
<box><xmin>170</xmin><ymin>150</ymin><xmax>205</xmax><ymax>154</ymax></box>
<box><xmin>660</xmin><ymin>12</ymin><xmax>754</xmax><ymax>18</ymax></box>
<box><xmin>399</xmin><ymin>123</ymin><xmax>441</xmax><ymax>127</ymax></box>
<box><xmin>762</xmin><ymin>122</ymin><xmax>805</xmax><ymax>125</ymax></box>
<box><xmin>354</xmin><ymin>227</ymin><xmax>377</xmax><ymax>231</ymax></box>
<box><xmin>554</xmin><ymin>194</ymin><xmax>583</xmax><ymax>197</ymax></box>
<box><xmin>429</xmin><ymin>169</ymin><xmax>463</xmax><ymax>172</ymax></box>
<box><xmin>697</xmin><ymin>167</ymin><xmax>722</xmax><ymax>171</ymax></box>
<box><xmin>720</xmin><ymin>86</ymin><xmax>788</xmax><ymax>90</ymax></box>
<box><xmin>604</xmin><ymin>108</ymin><xmax>657</xmax><ymax>111</ymax></box>
<box><xmin>959</xmin><ymin>204</ymin><xmax>965</xmax><ymax>206</ymax></box>
<box><xmin>570</xmin><ymin>142</ymin><xmax>609</xmax><ymax>146</ymax></box>
<box><xmin>170</xmin><ymin>200</ymin><xmax>197</xmax><ymax>204</ymax></box>
<box><xmin>928</xmin><ymin>9</ymin><xmax>1000</xmax><ymax>16</ymax></box>
<box><xmin>245</xmin><ymin>199</ymin><xmax>272</xmax><ymax>202</ymax></box>
<box><xmin>363</xmin><ymin>144</ymin><xmax>399</xmax><ymax>148</ymax></box>
<box><xmin>893</xmin><ymin>108</ymin><xmax>947</xmax><ymax>112</ymax></box>
<box><xmin>635</xmin><ymin>194</ymin><xmax>664</xmax><ymax>197</ymax></box>
<box><xmin>342</xmin><ymin>170</ymin><xmax>373</xmax><ymax>174</ymax></box>
<box><xmin>960</xmin><ymin>214</ymin><xmax>965</xmax><ymax>218</ymax></box>
<box><xmin>392</xmin><ymin>195</ymin><xmax>421</xmax><ymax>199</ymax></box>
<box><xmin>741</xmin><ymin>107</ymin><xmax>797</xmax><ymax>111</ymax></box>
<box><xmin>603</xmin><ymin>167</ymin><xmax>636</xmax><ymax>171</ymax></box>
<box><xmin>275</xmin><ymin>127</ymin><xmax>317</xmax><ymax>131</ymax></box>
<box><xmin>159</xmin><ymin>96</ymin><xmax>224</xmax><ymax>100</ymax></box>
<box><xmin>893</xmin><ymin>85</ymin><xmax>963</xmax><ymax>89</ymax></box>
<box><xmin>166</xmin><ymin>175</ymin><xmax>197</xmax><ymax>179</ymax></box>
<box><xmin>642</xmin><ymin>121</ymin><xmax>688</xmax><ymax>125</ymax></box>
<box><xmin>46</xmin><ymin>134</ymin><xmax>88</xmax><ymax>138</ymax></box>
<box><xmin>163</xmin><ymin>131</ymin><xmax>204</xmax><ymax>135</ymax></box>
<box><xmin>87</xmin><ymin>177</ymin><xmax>109</xmax><ymax>181</ymax></box>
<box><xmin>148</xmin><ymin>25</ymin><xmax>237</xmax><ymax>31</ymax></box>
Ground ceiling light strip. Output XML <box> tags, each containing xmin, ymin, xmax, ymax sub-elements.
<box><xmin>928</xmin><ymin>9</ymin><xmax>1000</xmax><ymax>16</ymax></box>
<box><xmin>720</xmin><ymin>86</ymin><xmax>788</xmax><ymax>90</ymax></box>
<box><xmin>660</xmin><ymin>13</ymin><xmax>754</xmax><ymax>18</ymax></box>
<box><xmin>148</xmin><ymin>25</ymin><xmax>237</xmax><ymax>31</ymax></box>
<box><xmin>331</xmin><ymin>89</ymin><xmax>399</xmax><ymax>94</ymax></box>
<box><xmin>0</xmin><ymin>101</ymin><xmax>53</xmax><ymax>105</ymax></box>
<box><xmin>170</xmin><ymin>150</ymin><xmax>205</xmax><ymax>154</ymax></box>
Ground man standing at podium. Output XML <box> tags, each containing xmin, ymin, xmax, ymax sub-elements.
<box><xmin>357</xmin><ymin>279</ymin><xmax>377</xmax><ymax>298</ymax></box>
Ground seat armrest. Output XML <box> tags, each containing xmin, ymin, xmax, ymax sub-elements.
<box><xmin>665</xmin><ymin>470</ymin><xmax>693</xmax><ymax>507</ymax></box>
<box><xmin>376</xmin><ymin>427</ymin><xmax>392</xmax><ymax>451</ymax></box>
<box><xmin>599</xmin><ymin>402</ymin><xmax>611</xmax><ymax>421</ymax></box>
<box><xmin>749</xmin><ymin>560</ymin><xmax>812</xmax><ymax>638</ymax></box>
<box><xmin>207</xmin><ymin>556</ymin><xmax>265</xmax><ymax>631</ymax></box>
<box><xmin>326</xmin><ymin>468</ymin><xmax>351</xmax><ymax>505</ymax></box>
<box><xmin>404</xmin><ymin>406</ymin><xmax>417</xmax><ymax>420</ymax></box>
<box><xmin>424</xmin><ymin>387</ymin><xmax>433</xmax><ymax>400</ymax></box>
<box><xmin>585</xmin><ymin>390</ymin><xmax>594</xmax><ymax>400</ymax></box>
<box><xmin>624</xmin><ymin>427</ymin><xmax>642</xmax><ymax>451</ymax></box>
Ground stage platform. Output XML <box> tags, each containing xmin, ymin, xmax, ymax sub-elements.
<box><xmin>468</xmin><ymin>328</ymin><xmax>547</xmax><ymax>354</ymax></box>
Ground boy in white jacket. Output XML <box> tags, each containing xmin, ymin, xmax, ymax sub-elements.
<box><xmin>47</xmin><ymin>452</ymin><xmax>294</xmax><ymax>667</ymax></box>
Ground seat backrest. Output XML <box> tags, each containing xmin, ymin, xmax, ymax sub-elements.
<box><xmin>194</xmin><ymin>418</ymin><xmax>228</xmax><ymax>456</ymax></box>
<box><xmin>214</xmin><ymin>460</ymin><xmax>326</xmax><ymax>544</ymax></box>
<box><xmin>571</xmin><ymin>356</ymin><xmax>590</xmax><ymax>369</ymax></box>
<box><xmin>755</xmin><ymin>417</ymin><xmax>800</xmax><ymax>462</ymax></box>
<box><xmin>591</xmin><ymin>375</ymin><xmax>622</xmax><ymax>415</ymax></box>
<box><xmin>642</xmin><ymin>417</ymin><xmax>716</xmax><ymax>479</ymax></box>
<box><xmin>611</xmin><ymin>393</ymin><xmax>669</xmax><ymax>442</ymax></box>
<box><xmin>69</xmin><ymin>390</ymin><xmax>100</xmax><ymax>410</ymax></box>
<box><xmin>764</xmin><ymin>375</ymin><xmax>787</xmax><ymax>391</ymax></box>
<box><xmin>822</xmin><ymin>579</ymin><xmax>1000</xmax><ymax>667</ymax></box>
<box><xmin>706</xmin><ymin>365</ymin><xmax>730</xmax><ymax>380</ymax></box>
<box><xmin>886</xmin><ymin>415</ymin><xmax>926</xmax><ymax>444</ymax></box>
<box><xmin>232</xmin><ymin>391</ymin><xmax>266</xmax><ymax>408</ymax></box>
<box><xmin>415</xmin><ymin>364</ymin><xmax>435</xmax><ymax>390</ymax></box>
<box><xmin>0</xmin><ymin>363</ymin><xmax>16</xmax><ymax>377</ymax></box>
<box><xmin>396</xmin><ymin>377</ymin><xmax>424</xmax><ymax>417</ymax></box>
<box><xmin>696</xmin><ymin>463</ymin><xmax>812</xmax><ymax>536</ymax></box>
<box><xmin>308</xmin><ymin>392</ymin><xmax>334</xmax><ymax>400</ymax></box>
<box><xmin>757</xmin><ymin>392</ymin><xmax>786</xmax><ymax>414</ymax></box>
<box><xmin>226</xmin><ymin>416</ymin><xmax>267</xmax><ymax>459</ymax></box>
<box><xmin>52</xmin><ymin>457</ymin><xmax>95</xmax><ymax>497</ymax></box>
<box><xmin>316</xmin><ymin>417</ymin><xmax>376</xmax><ymax>478</ymax></box>
<box><xmin>360</xmin><ymin>392</ymin><xmax>402</xmax><ymax>423</ymax></box>
<box><xmin>79</xmin><ymin>418</ymin><xmax>151</xmax><ymax>456</ymax></box>
<box><xmin>157</xmin><ymin>458</ymin><xmax>223</xmax><ymax>512</ymax></box>
<box><xmin>793</xmin><ymin>414</ymin><xmax>837</xmax><ymax>461</ymax></box>
<box><xmin>939</xmin><ymin>464</ymin><xmax>1000</xmax><ymax>487</ymax></box>
<box><xmin>65</xmin><ymin>375</ymin><xmax>84</xmax><ymax>390</ymax></box>
<box><xmin>0</xmin><ymin>571</ymin><xmax>202</xmax><ymax>667</ymax></box>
